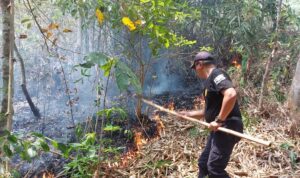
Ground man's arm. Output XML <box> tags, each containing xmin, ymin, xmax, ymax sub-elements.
<box><xmin>179</xmin><ymin>109</ymin><xmax>205</xmax><ymax>120</ymax></box>
<box><xmin>218</xmin><ymin>87</ymin><xmax>237</xmax><ymax>121</ymax></box>
<box><xmin>209</xmin><ymin>87</ymin><xmax>237</xmax><ymax>131</ymax></box>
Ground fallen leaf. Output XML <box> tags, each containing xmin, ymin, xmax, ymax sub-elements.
<box><xmin>63</xmin><ymin>28</ymin><xmax>72</xmax><ymax>33</ymax></box>
<box><xmin>48</xmin><ymin>23</ymin><xmax>59</xmax><ymax>30</ymax></box>
<box><xmin>46</xmin><ymin>31</ymin><xmax>53</xmax><ymax>38</ymax></box>
<box><xmin>19</xmin><ymin>34</ymin><xmax>27</xmax><ymax>39</ymax></box>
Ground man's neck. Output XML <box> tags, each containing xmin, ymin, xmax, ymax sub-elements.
<box><xmin>205</xmin><ymin>66</ymin><xmax>216</xmax><ymax>79</ymax></box>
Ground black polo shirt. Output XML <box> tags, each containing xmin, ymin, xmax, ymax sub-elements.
<box><xmin>203</xmin><ymin>68</ymin><xmax>242</xmax><ymax>123</ymax></box>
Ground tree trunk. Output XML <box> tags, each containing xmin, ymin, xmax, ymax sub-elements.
<box><xmin>0</xmin><ymin>0</ymin><xmax>10</xmax><ymax>114</ymax></box>
<box><xmin>14</xmin><ymin>43</ymin><xmax>41</xmax><ymax>118</ymax></box>
<box><xmin>136</xmin><ymin>63</ymin><xmax>144</xmax><ymax>118</ymax></box>
<box><xmin>0</xmin><ymin>0</ymin><xmax>14</xmax><ymax>136</ymax></box>
<box><xmin>258</xmin><ymin>0</ymin><xmax>282</xmax><ymax>111</ymax></box>
<box><xmin>289</xmin><ymin>56</ymin><xmax>300</xmax><ymax>137</ymax></box>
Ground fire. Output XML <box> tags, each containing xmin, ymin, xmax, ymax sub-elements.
<box><xmin>42</xmin><ymin>172</ymin><xmax>55</xmax><ymax>178</ymax></box>
<box><xmin>154</xmin><ymin>112</ymin><xmax>165</xmax><ymax>136</ymax></box>
<box><xmin>119</xmin><ymin>149</ymin><xmax>137</xmax><ymax>167</ymax></box>
<box><xmin>133</xmin><ymin>131</ymin><xmax>147</xmax><ymax>151</ymax></box>
<box><xmin>134</xmin><ymin>131</ymin><xmax>143</xmax><ymax>150</ymax></box>
<box><xmin>168</xmin><ymin>101</ymin><xmax>175</xmax><ymax>111</ymax></box>
<box><xmin>232</xmin><ymin>60</ymin><xmax>241</xmax><ymax>69</ymax></box>
<box><xmin>231</xmin><ymin>54</ymin><xmax>242</xmax><ymax>69</ymax></box>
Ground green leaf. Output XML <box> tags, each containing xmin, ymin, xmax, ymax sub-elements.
<box><xmin>280</xmin><ymin>143</ymin><xmax>292</xmax><ymax>150</ymax></box>
<box><xmin>80</xmin><ymin>68</ymin><xmax>91</xmax><ymax>77</ymax></box>
<box><xmin>51</xmin><ymin>140</ymin><xmax>59</xmax><ymax>149</ymax></box>
<box><xmin>164</xmin><ymin>39</ymin><xmax>170</xmax><ymax>48</ymax></box>
<box><xmin>3</xmin><ymin>144</ymin><xmax>13</xmax><ymax>157</ymax></box>
<box><xmin>31</xmin><ymin>132</ymin><xmax>45</xmax><ymax>138</ymax></box>
<box><xmin>115</xmin><ymin>61</ymin><xmax>142</xmax><ymax>94</ymax></box>
<box><xmin>104</xmin><ymin>125</ymin><xmax>121</xmax><ymax>132</ymax></box>
<box><xmin>79</xmin><ymin>61</ymin><xmax>94</xmax><ymax>69</ymax></box>
<box><xmin>289</xmin><ymin>151</ymin><xmax>297</xmax><ymax>167</ymax></box>
<box><xmin>100</xmin><ymin>58</ymin><xmax>116</xmax><ymax>77</ymax></box>
<box><xmin>84</xmin><ymin>52</ymin><xmax>109</xmax><ymax>66</ymax></box>
<box><xmin>57</xmin><ymin>143</ymin><xmax>68</xmax><ymax>154</ymax></box>
<box><xmin>82</xmin><ymin>133</ymin><xmax>96</xmax><ymax>145</ymax></box>
<box><xmin>140</xmin><ymin>0</ymin><xmax>151</xmax><ymax>3</ymax></box>
<box><xmin>20</xmin><ymin>150</ymin><xmax>31</xmax><ymax>161</ymax></box>
<box><xmin>21</xmin><ymin>18</ymin><xmax>31</xmax><ymax>23</ymax></box>
<box><xmin>39</xmin><ymin>140</ymin><xmax>50</xmax><ymax>152</ymax></box>
<box><xmin>7</xmin><ymin>135</ymin><xmax>18</xmax><ymax>143</ymax></box>
<box><xmin>2</xmin><ymin>130</ymin><xmax>11</xmax><ymax>136</ymax></box>
<box><xmin>27</xmin><ymin>23</ymin><xmax>32</xmax><ymax>29</ymax></box>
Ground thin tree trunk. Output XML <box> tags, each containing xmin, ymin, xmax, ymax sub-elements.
<box><xmin>288</xmin><ymin>56</ymin><xmax>300</xmax><ymax>137</ymax></box>
<box><xmin>14</xmin><ymin>43</ymin><xmax>41</xmax><ymax>118</ymax></box>
<box><xmin>0</xmin><ymin>0</ymin><xmax>11</xmax><ymax>115</ymax></box>
<box><xmin>136</xmin><ymin>64</ymin><xmax>144</xmax><ymax>118</ymax></box>
<box><xmin>0</xmin><ymin>0</ymin><xmax>14</xmax><ymax>137</ymax></box>
<box><xmin>6</xmin><ymin>0</ymin><xmax>14</xmax><ymax>131</ymax></box>
<box><xmin>258</xmin><ymin>0</ymin><xmax>282</xmax><ymax>111</ymax></box>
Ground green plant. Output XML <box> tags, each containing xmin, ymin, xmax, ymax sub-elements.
<box><xmin>145</xmin><ymin>159</ymin><xmax>172</xmax><ymax>170</ymax></box>
<box><xmin>124</xmin><ymin>129</ymin><xmax>134</xmax><ymax>140</ymax></box>
<box><xmin>241</xmin><ymin>111</ymin><xmax>259</xmax><ymax>129</ymax></box>
<box><xmin>188</xmin><ymin>126</ymin><xmax>201</xmax><ymax>138</ymax></box>
<box><xmin>280</xmin><ymin>142</ymin><xmax>298</xmax><ymax>168</ymax></box>
<box><xmin>103</xmin><ymin>125</ymin><xmax>121</xmax><ymax>132</ymax></box>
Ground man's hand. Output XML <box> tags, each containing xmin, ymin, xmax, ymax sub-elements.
<box><xmin>178</xmin><ymin>111</ymin><xmax>191</xmax><ymax>117</ymax></box>
<box><xmin>178</xmin><ymin>110</ymin><xmax>204</xmax><ymax>120</ymax></box>
<box><xmin>208</xmin><ymin>121</ymin><xmax>222</xmax><ymax>131</ymax></box>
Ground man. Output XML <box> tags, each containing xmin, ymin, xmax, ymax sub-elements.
<box><xmin>180</xmin><ymin>51</ymin><xmax>243</xmax><ymax>178</ymax></box>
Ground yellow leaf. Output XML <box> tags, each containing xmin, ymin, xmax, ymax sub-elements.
<box><xmin>134</xmin><ymin>19</ymin><xmax>142</xmax><ymax>26</ymax></box>
<box><xmin>48</xmin><ymin>23</ymin><xmax>59</xmax><ymax>30</ymax></box>
<box><xmin>95</xmin><ymin>9</ymin><xmax>104</xmax><ymax>25</ymax></box>
<box><xmin>46</xmin><ymin>31</ymin><xmax>53</xmax><ymax>38</ymax></box>
<box><xmin>63</xmin><ymin>28</ymin><xmax>72</xmax><ymax>33</ymax></box>
<box><xmin>122</xmin><ymin>17</ymin><xmax>136</xmax><ymax>31</ymax></box>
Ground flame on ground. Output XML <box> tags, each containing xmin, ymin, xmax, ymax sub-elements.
<box><xmin>42</xmin><ymin>172</ymin><xmax>55</xmax><ymax>178</ymax></box>
<box><xmin>232</xmin><ymin>60</ymin><xmax>241</xmax><ymax>69</ymax></box>
<box><xmin>167</xmin><ymin>101</ymin><xmax>175</xmax><ymax>111</ymax></box>
<box><xmin>134</xmin><ymin>131</ymin><xmax>144</xmax><ymax>150</ymax></box>
<box><xmin>154</xmin><ymin>112</ymin><xmax>165</xmax><ymax>136</ymax></box>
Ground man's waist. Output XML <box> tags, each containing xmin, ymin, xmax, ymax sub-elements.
<box><xmin>205</xmin><ymin>115</ymin><xmax>242</xmax><ymax>123</ymax></box>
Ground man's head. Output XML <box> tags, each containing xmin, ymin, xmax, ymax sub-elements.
<box><xmin>191</xmin><ymin>51</ymin><xmax>216</xmax><ymax>79</ymax></box>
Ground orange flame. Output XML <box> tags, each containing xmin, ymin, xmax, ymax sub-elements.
<box><xmin>232</xmin><ymin>60</ymin><xmax>241</xmax><ymax>69</ymax></box>
<box><xmin>119</xmin><ymin>149</ymin><xmax>137</xmax><ymax>167</ymax></box>
<box><xmin>134</xmin><ymin>131</ymin><xmax>143</xmax><ymax>150</ymax></box>
<box><xmin>153</xmin><ymin>113</ymin><xmax>165</xmax><ymax>136</ymax></box>
<box><xmin>168</xmin><ymin>101</ymin><xmax>175</xmax><ymax>111</ymax></box>
<box><xmin>43</xmin><ymin>172</ymin><xmax>55</xmax><ymax>178</ymax></box>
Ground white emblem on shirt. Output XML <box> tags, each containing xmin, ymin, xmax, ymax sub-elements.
<box><xmin>214</xmin><ymin>74</ymin><xmax>226</xmax><ymax>85</ymax></box>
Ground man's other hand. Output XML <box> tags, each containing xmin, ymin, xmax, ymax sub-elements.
<box><xmin>178</xmin><ymin>111</ymin><xmax>191</xmax><ymax>117</ymax></box>
<box><xmin>208</xmin><ymin>121</ymin><xmax>222</xmax><ymax>131</ymax></box>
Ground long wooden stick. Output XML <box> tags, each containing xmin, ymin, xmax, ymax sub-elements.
<box><xmin>142</xmin><ymin>99</ymin><xmax>271</xmax><ymax>146</ymax></box>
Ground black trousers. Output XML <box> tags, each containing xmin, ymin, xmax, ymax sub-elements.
<box><xmin>198</xmin><ymin>119</ymin><xmax>243</xmax><ymax>178</ymax></box>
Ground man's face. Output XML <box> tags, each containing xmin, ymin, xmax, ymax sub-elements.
<box><xmin>194</xmin><ymin>62</ymin><xmax>206</xmax><ymax>79</ymax></box>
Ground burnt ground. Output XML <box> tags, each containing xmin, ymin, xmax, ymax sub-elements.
<box><xmin>9</xmin><ymin>86</ymin><xmax>204</xmax><ymax>177</ymax></box>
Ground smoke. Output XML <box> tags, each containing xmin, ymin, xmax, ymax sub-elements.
<box><xmin>144</xmin><ymin>58</ymin><xmax>186</xmax><ymax>96</ymax></box>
